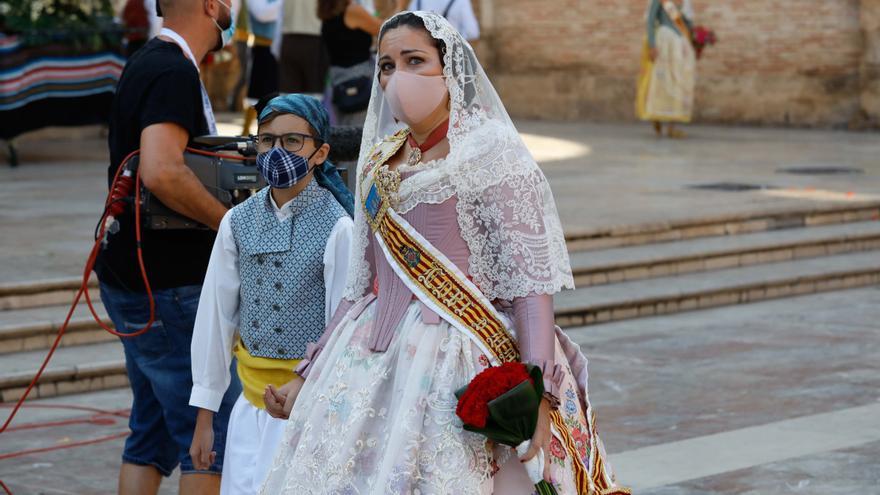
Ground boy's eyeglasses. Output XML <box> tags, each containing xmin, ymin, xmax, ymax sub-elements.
<box><xmin>252</xmin><ymin>132</ymin><xmax>322</xmax><ymax>153</ymax></box>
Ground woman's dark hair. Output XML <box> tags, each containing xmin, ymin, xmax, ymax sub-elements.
<box><xmin>317</xmin><ymin>0</ymin><xmax>348</xmax><ymax>21</ymax></box>
<box><xmin>378</xmin><ymin>12</ymin><xmax>446</xmax><ymax>63</ymax></box>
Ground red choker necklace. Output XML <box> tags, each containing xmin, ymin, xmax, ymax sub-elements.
<box><xmin>406</xmin><ymin>119</ymin><xmax>449</xmax><ymax>165</ymax></box>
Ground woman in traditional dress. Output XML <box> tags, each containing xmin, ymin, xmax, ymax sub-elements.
<box><xmin>636</xmin><ymin>0</ymin><xmax>696</xmax><ymax>138</ymax></box>
<box><xmin>260</xmin><ymin>11</ymin><xmax>628</xmax><ymax>494</ymax></box>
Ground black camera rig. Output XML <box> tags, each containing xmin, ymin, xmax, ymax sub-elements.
<box><xmin>135</xmin><ymin>127</ymin><xmax>362</xmax><ymax>230</ymax></box>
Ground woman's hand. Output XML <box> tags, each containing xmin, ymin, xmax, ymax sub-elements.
<box><xmin>519</xmin><ymin>397</ymin><xmax>552</xmax><ymax>482</ymax></box>
<box><xmin>263</xmin><ymin>376</ymin><xmax>305</xmax><ymax>419</ymax></box>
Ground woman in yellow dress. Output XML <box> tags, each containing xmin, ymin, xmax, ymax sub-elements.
<box><xmin>636</xmin><ymin>0</ymin><xmax>696</xmax><ymax>138</ymax></box>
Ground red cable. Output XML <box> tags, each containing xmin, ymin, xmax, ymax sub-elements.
<box><xmin>0</xmin><ymin>404</ymin><xmax>129</xmax><ymax>433</ymax></box>
<box><xmin>0</xmin><ymin>147</ymin><xmax>251</xmax><ymax>494</ymax></box>
<box><xmin>5</xmin><ymin>415</ymin><xmax>116</xmax><ymax>432</ymax></box>
<box><xmin>0</xmin><ymin>151</ymin><xmax>146</xmax><ymax>436</ymax></box>
<box><xmin>78</xmin><ymin>147</ymin><xmax>246</xmax><ymax>338</ymax></box>
<box><xmin>0</xmin><ymin>404</ymin><xmax>130</xmax><ymax>475</ymax></box>
<box><xmin>1</xmin><ymin>403</ymin><xmax>127</xmax><ymax>414</ymax></box>
<box><xmin>184</xmin><ymin>147</ymin><xmax>248</xmax><ymax>160</ymax></box>
<box><xmin>0</xmin><ymin>431</ymin><xmax>130</xmax><ymax>461</ymax></box>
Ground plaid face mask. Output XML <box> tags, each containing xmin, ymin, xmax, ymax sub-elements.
<box><xmin>256</xmin><ymin>147</ymin><xmax>313</xmax><ymax>189</ymax></box>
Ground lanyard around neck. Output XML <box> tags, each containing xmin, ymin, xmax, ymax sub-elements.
<box><xmin>159</xmin><ymin>27</ymin><xmax>200</xmax><ymax>73</ymax></box>
<box><xmin>157</xmin><ymin>27</ymin><xmax>218</xmax><ymax>135</ymax></box>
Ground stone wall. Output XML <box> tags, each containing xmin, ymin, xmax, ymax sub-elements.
<box><xmin>479</xmin><ymin>0</ymin><xmax>880</xmax><ymax>127</ymax></box>
<box><xmin>861</xmin><ymin>0</ymin><xmax>880</xmax><ymax>127</ymax></box>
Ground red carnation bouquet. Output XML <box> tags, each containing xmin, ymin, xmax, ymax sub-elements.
<box><xmin>692</xmin><ymin>26</ymin><xmax>717</xmax><ymax>59</ymax></box>
<box><xmin>455</xmin><ymin>362</ymin><xmax>557</xmax><ymax>495</ymax></box>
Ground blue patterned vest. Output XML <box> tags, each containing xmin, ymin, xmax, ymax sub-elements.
<box><xmin>230</xmin><ymin>181</ymin><xmax>347</xmax><ymax>360</ymax></box>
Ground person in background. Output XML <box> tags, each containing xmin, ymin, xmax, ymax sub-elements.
<box><xmin>241</xmin><ymin>0</ymin><xmax>282</xmax><ymax>135</ymax></box>
<box><xmin>408</xmin><ymin>0</ymin><xmax>479</xmax><ymax>42</ymax></box>
<box><xmin>97</xmin><ymin>0</ymin><xmax>242</xmax><ymax>493</ymax></box>
<box><xmin>122</xmin><ymin>0</ymin><xmax>150</xmax><ymax>56</ymax></box>
<box><xmin>636</xmin><ymin>0</ymin><xmax>696</xmax><ymax>138</ymax></box>
<box><xmin>228</xmin><ymin>4</ymin><xmax>251</xmax><ymax>112</ymax></box>
<box><xmin>318</xmin><ymin>0</ymin><xmax>401</xmax><ymax>126</ymax></box>
<box><xmin>279</xmin><ymin>0</ymin><xmax>327</xmax><ymax>97</ymax></box>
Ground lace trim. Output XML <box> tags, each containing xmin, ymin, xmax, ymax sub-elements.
<box><xmin>343</xmin><ymin>11</ymin><xmax>575</xmax><ymax>301</ymax></box>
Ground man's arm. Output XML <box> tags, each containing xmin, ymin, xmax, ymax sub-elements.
<box><xmin>138</xmin><ymin>122</ymin><xmax>228</xmax><ymax>230</ymax></box>
<box><xmin>346</xmin><ymin>3</ymin><xmax>384</xmax><ymax>36</ymax></box>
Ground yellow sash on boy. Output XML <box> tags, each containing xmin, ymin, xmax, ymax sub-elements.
<box><xmin>233</xmin><ymin>339</ymin><xmax>300</xmax><ymax>409</ymax></box>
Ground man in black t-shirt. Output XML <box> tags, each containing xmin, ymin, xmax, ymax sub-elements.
<box><xmin>96</xmin><ymin>0</ymin><xmax>241</xmax><ymax>493</ymax></box>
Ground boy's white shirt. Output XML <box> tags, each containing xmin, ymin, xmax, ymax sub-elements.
<box><xmin>189</xmin><ymin>190</ymin><xmax>354</xmax><ymax>412</ymax></box>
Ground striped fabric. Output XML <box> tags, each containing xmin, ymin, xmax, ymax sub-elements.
<box><xmin>0</xmin><ymin>35</ymin><xmax>22</xmax><ymax>55</ymax></box>
<box><xmin>0</xmin><ymin>39</ymin><xmax>124</xmax><ymax>111</ymax></box>
<box><xmin>0</xmin><ymin>34</ymin><xmax>123</xmax><ymax>139</ymax></box>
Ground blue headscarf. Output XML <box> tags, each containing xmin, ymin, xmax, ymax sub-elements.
<box><xmin>258</xmin><ymin>94</ymin><xmax>355</xmax><ymax>216</ymax></box>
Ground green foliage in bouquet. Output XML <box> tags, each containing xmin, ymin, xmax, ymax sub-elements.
<box><xmin>455</xmin><ymin>363</ymin><xmax>558</xmax><ymax>495</ymax></box>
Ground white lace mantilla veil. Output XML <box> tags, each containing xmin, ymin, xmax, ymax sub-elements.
<box><xmin>343</xmin><ymin>11</ymin><xmax>575</xmax><ymax>302</ymax></box>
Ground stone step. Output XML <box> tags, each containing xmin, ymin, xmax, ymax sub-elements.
<box><xmin>555</xmin><ymin>251</ymin><xmax>880</xmax><ymax>328</ymax></box>
<box><xmin>5</xmin><ymin>253</ymin><xmax>879</xmax><ymax>401</ymax></box>
<box><xmin>1</xmin><ymin>204</ymin><xmax>877</xmax><ymax>311</ymax></box>
<box><xmin>0</xmin><ymin>302</ymin><xmax>114</xmax><ymax>355</ymax></box>
<box><xmin>0</xmin><ymin>277</ymin><xmax>98</xmax><ymax>311</ymax></box>
<box><xmin>0</xmin><ymin>341</ymin><xmax>126</xmax><ymax>403</ymax></box>
<box><xmin>3</xmin><ymin>222</ymin><xmax>879</xmax><ymax>356</ymax></box>
<box><xmin>564</xmin><ymin>202</ymin><xmax>880</xmax><ymax>251</ymax></box>
<box><xmin>570</xmin><ymin>220</ymin><xmax>880</xmax><ymax>287</ymax></box>
<box><xmin>0</xmin><ymin>252</ymin><xmax>880</xmax><ymax>401</ymax></box>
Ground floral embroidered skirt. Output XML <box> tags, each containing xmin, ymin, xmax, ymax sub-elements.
<box><xmin>260</xmin><ymin>300</ymin><xmax>626</xmax><ymax>494</ymax></box>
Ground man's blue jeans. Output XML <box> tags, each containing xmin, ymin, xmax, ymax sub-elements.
<box><xmin>100</xmin><ymin>283</ymin><xmax>241</xmax><ymax>476</ymax></box>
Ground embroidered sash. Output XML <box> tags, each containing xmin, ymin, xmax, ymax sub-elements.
<box><xmin>363</xmin><ymin>165</ymin><xmax>520</xmax><ymax>365</ymax></box>
<box><xmin>662</xmin><ymin>0</ymin><xmax>692</xmax><ymax>41</ymax></box>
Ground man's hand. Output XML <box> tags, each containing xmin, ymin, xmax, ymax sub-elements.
<box><xmin>138</xmin><ymin>123</ymin><xmax>228</xmax><ymax>230</ymax></box>
<box><xmin>189</xmin><ymin>408</ymin><xmax>216</xmax><ymax>470</ymax></box>
<box><xmin>519</xmin><ymin>398</ymin><xmax>552</xmax><ymax>482</ymax></box>
<box><xmin>263</xmin><ymin>377</ymin><xmax>305</xmax><ymax>419</ymax></box>
<box><xmin>649</xmin><ymin>47</ymin><xmax>659</xmax><ymax>62</ymax></box>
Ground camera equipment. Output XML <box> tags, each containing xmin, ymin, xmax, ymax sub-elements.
<box><xmin>137</xmin><ymin>127</ymin><xmax>362</xmax><ymax>230</ymax></box>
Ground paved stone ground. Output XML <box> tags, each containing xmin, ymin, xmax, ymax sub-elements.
<box><xmin>2</xmin><ymin>288</ymin><xmax>878</xmax><ymax>494</ymax></box>
<box><xmin>1</xmin><ymin>121</ymin><xmax>878</xmax><ymax>493</ymax></box>
<box><xmin>567</xmin><ymin>287</ymin><xmax>880</xmax><ymax>493</ymax></box>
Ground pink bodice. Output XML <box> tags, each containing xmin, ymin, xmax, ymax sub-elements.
<box><xmin>297</xmin><ymin>172</ymin><xmax>564</xmax><ymax>402</ymax></box>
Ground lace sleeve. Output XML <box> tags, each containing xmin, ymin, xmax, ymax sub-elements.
<box><xmin>453</xmin><ymin>137</ymin><xmax>574</xmax><ymax>301</ymax></box>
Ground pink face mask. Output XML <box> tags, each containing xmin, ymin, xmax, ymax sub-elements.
<box><xmin>384</xmin><ymin>71</ymin><xmax>448</xmax><ymax>125</ymax></box>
